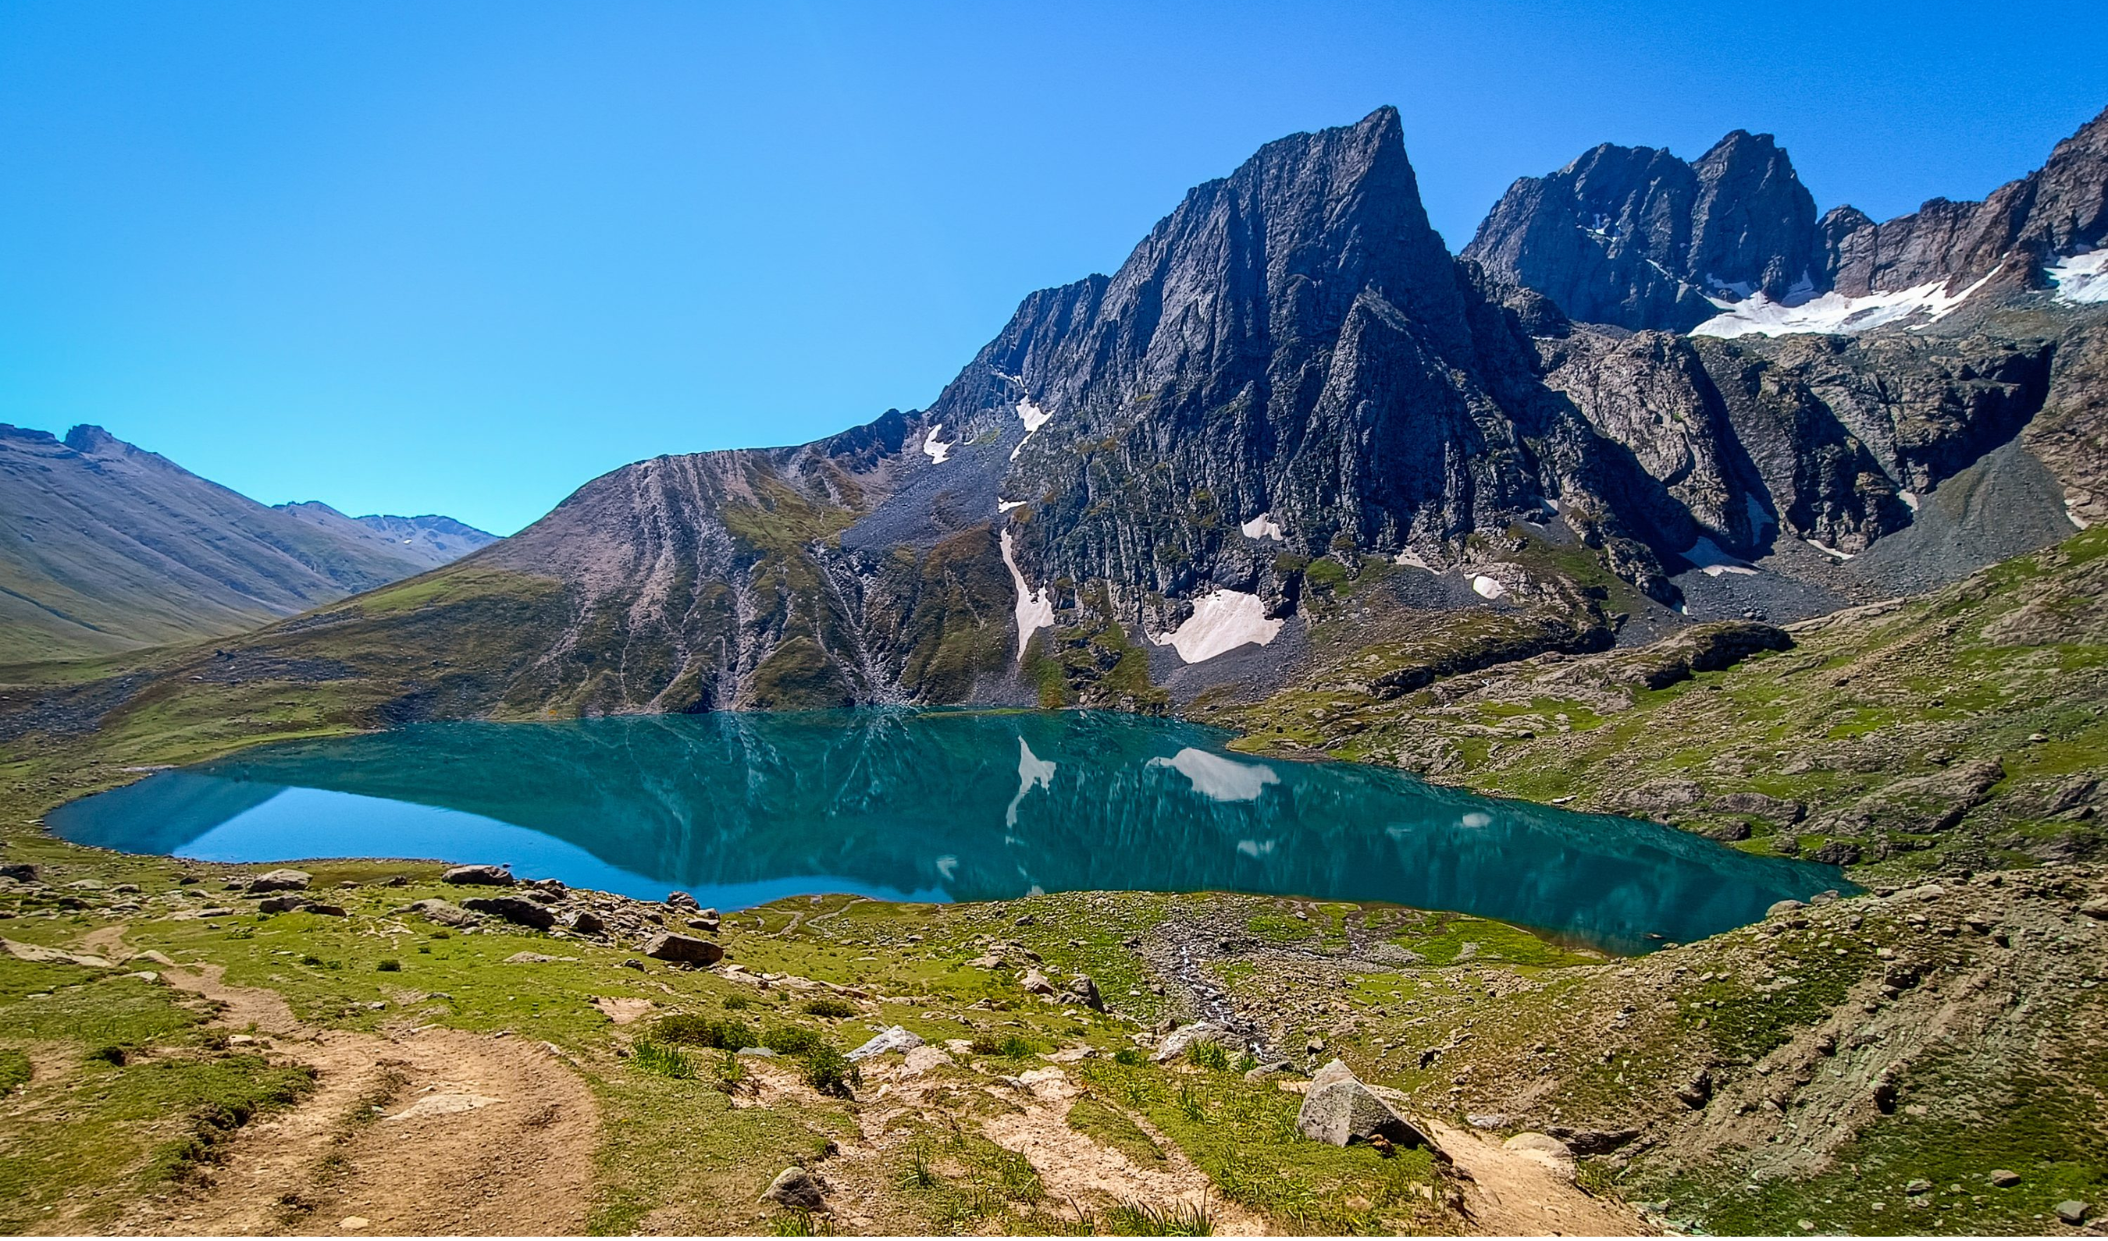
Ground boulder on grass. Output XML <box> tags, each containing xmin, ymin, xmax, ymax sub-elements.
<box><xmin>1297</xmin><ymin>1059</ymin><xmax>1436</xmax><ymax>1151</ymax></box>
<box><xmin>761</xmin><ymin>1166</ymin><xmax>827</xmax><ymax>1210</ymax></box>
<box><xmin>247</xmin><ymin>868</ymin><xmax>312</xmax><ymax>893</ymax></box>
<box><xmin>1150</xmin><ymin>1021</ymin><xmax>1234</xmax><ymax>1063</ymax></box>
<box><xmin>846</xmin><ymin>1025</ymin><xmax>924</xmax><ymax>1062</ymax></box>
<box><xmin>642</xmin><ymin>932</ymin><xmax>723</xmax><ymax>964</ymax></box>
<box><xmin>257</xmin><ymin>894</ymin><xmax>307</xmax><ymax>914</ymax></box>
<box><xmin>1061</xmin><ymin>974</ymin><xmax>1105</xmax><ymax>1011</ymax></box>
<box><xmin>407</xmin><ymin>898</ymin><xmax>473</xmax><ymax>927</ymax></box>
<box><xmin>443</xmin><ymin>864</ymin><xmax>515</xmax><ymax>886</ymax></box>
<box><xmin>462</xmin><ymin>896</ymin><xmax>556</xmax><ymax>930</ymax></box>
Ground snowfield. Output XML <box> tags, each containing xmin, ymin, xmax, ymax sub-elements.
<box><xmin>1692</xmin><ymin>269</ymin><xmax>1997</xmax><ymax>338</ymax></box>
<box><xmin>922</xmin><ymin>424</ymin><xmax>953</xmax><ymax>464</ymax></box>
<box><xmin>2047</xmin><ymin>250</ymin><xmax>2108</xmax><ymax>304</ymax></box>
<box><xmin>1683</xmin><ymin>536</ymin><xmax>1758</xmax><ymax>577</ymax></box>
<box><xmin>1154</xmin><ymin>589</ymin><xmax>1283</xmax><ymax>663</ymax></box>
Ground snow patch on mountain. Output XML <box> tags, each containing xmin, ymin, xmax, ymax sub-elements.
<box><xmin>1155</xmin><ymin>589</ymin><xmax>1283</xmax><ymax>663</ymax></box>
<box><xmin>999</xmin><ymin>529</ymin><xmax>1053</xmax><ymax>662</ymax></box>
<box><xmin>1684</xmin><ymin>536</ymin><xmax>1758</xmax><ymax>577</ymax></box>
<box><xmin>922</xmin><ymin>424</ymin><xmax>954</xmax><ymax>464</ymax></box>
<box><xmin>1692</xmin><ymin>269</ymin><xmax>1998</xmax><ymax>338</ymax></box>
<box><xmin>2047</xmin><ymin>250</ymin><xmax>2108</xmax><ymax>304</ymax></box>
<box><xmin>1239</xmin><ymin>512</ymin><xmax>1284</xmax><ymax>541</ymax></box>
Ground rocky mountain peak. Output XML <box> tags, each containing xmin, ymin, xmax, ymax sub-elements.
<box><xmin>61</xmin><ymin>424</ymin><xmax>126</xmax><ymax>455</ymax></box>
<box><xmin>1461</xmin><ymin>129</ymin><xmax>1819</xmax><ymax>332</ymax></box>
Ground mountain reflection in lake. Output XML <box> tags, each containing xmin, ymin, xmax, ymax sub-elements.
<box><xmin>49</xmin><ymin>709</ymin><xmax>1848</xmax><ymax>952</ymax></box>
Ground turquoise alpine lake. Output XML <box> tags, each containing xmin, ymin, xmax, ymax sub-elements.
<box><xmin>49</xmin><ymin>709</ymin><xmax>1847</xmax><ymax>952</ymax></box>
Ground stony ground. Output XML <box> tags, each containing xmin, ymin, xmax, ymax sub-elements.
<box><xmin>1</xmin><ymin>840</ymin><xmax>2102</xmax><ymax>1236</ymax></box>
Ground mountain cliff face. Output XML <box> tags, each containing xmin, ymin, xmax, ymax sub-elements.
<box><xmin>97</xmin><ymin>106</ymin><xmax>2108</xmax><ymax>726</ymax></box>
<box><xmin>1471</xmin><ymin>106</ymin><xmax>2108</xmax><ymax>332</ymax></box>
<box><xmin>0</xmin><ymin>424</ymin><xmax>493</xmax><ymax>661</ymax></box>
<box><xmin>1462</xmin><ymin>131</ymin><xmax>1821</xmax><ymax>331</ymax></box>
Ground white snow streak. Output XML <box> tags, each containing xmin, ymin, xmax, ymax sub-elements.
<box><xmin>1239</xmin><ymin>512</ymin><xmax>1284</xmax><ymax>541</ymax></box>
<box><xmin>997</xmin><ymin>500</ymin><xmax>1026</xmax><ymax>514</ymax></box>
<box><xmin>1147</xmin><ymin>748</ymin><xmax>1280</xmax><ymax>803</ymax></box>
<box><xmin>922</xmin><ymin>424</ymin><xmax>954</xmax><ymax>464</ymax></box>
<box><xmin>1692</xmin><ymin>269</ymin><xmax>1998</xmax><ymax>338</ymax></box>
<box><xmin>1005</xmin><ymin>737</ymin><xmax>1057</xmax><ymax>828</ymax></box>
<box><xmin>2047</xmin><ymin>250</ymin><xmax>2108</xmax><ymax>304</ymax></box>
<box><xmin>1470</xmin><ymin>574</ymin><xmax>1507</xmax><ymax>600</ymax></box>
<box><xmin>1154</xmin><ymin>589</ymin><xmax>1283</xmax><ymax>664</ymax></box>
<box><xmin>999</xmin><ymin>530</ymin><xmax>1053</xmax><ymax>663</ymax></box>
<box><xmin>1009</xmin><ymin>399</ymin><xmax>1052</xmax><ymax>461</ymax></box>
<box><xmin>1805</xmin><ymin>539</ymin><xmax>1855</xmax><ymax>562</ymax></box>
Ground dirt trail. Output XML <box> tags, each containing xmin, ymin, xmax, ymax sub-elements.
<box><xmin>1425</xmin><ymin>1119</ymin><xmax>1651</xmax><ymax>1237</ymax></box>
<box><xmin>110</xmin><ymin>956</ymin><xmax>600</xmax><ymax>1236</ymax></box>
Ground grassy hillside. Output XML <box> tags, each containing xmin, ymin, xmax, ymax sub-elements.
<box><xmin>1200</xmin><ymin>525</ymin><xmax>2108</xmax><ymax>880</ymax></box>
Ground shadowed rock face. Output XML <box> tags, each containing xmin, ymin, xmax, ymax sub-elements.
<box><xmin>1463</xmin><ymin>131</ymin><xmax>1821</xmax><ymax>332</ymax></box>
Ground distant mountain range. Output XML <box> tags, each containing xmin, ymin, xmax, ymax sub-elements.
<box><xmin>4</xmin><ymin>104</ymin><xmax>2103</xmax><ymax>728</ymax></box>
<box><xmin>0</xmin><ymin>423</ymin><xmax>494</xmax><ymax>661</ymax></box>
<box><xmin>80</xmin><ymin>101</ymin><xmax>2092</xmax><ymax>725</ymax></box>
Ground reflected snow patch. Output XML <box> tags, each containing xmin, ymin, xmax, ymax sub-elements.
<box><xmin>1460</xmin><ymin>812</ymin><xmax>1493</xmax><ymax>828</ymax></box>
<box><xmin>1236</xmin><ymin>838</ymin><xmax>1277</xmax><ymax>858</ymax></box>
<box><xmin>935</xmin><ymin>855</ymin><xmax>959</xmax><ymax>881</ymax></box>
<box><xmin>1005</xmin><ymin>738</ymin><xmax>1057</xmax><ymax>828</ymax></box>
<box><xmin>1148</xmin><ymin>748</ymin><xmax>1280</xmax><ymax>802</ymax></box>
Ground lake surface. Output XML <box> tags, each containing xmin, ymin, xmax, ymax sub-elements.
<box><xmin>49</xmin><ymin>709</ymin><xmax>1847</xmax><ymax>952</ymax></box>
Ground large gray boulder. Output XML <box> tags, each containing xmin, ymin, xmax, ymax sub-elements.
<box><xmin>462</xmin><ymin>896</ymin><xmax>556</xmax><ymax>931</ymax></box>
<box><xmin>406</xmin><ymin>898</ymin><xmax>473</xmax><ymax>927</ymax></box>
<box><xmin>846</xmin><ymin>1025</ymin><xmax>924</xmax><ymax>1062</ymax></box>
<box><xmin>1150</xmin><ymin>1021</ymin><xmax>1234</xmax><ymax>1063</ymax></box>
<box><xmin>642</xmin><ymin>932</ymin><xmax>723</xmax><ymax>965</ymax></box>
<box><xmin>761</xmin><ymin>1167</ymin><xmax>828</xmax><ymax>1210</ymax></box>
<box><xmin>246</xmin><ymin>868</ymin><xmax>312</xmax><ymax>893</ymax></box>
<box><xmin>1296</xmin><ymin>1059</ymin><xmax>1436</xmax><ymax>1150</ymax></box>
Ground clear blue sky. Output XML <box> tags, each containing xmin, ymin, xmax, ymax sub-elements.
<box><xmin>2</xmin><ymin>2</ymin><xmax>2102</xmax><ymax>535</ymax></box>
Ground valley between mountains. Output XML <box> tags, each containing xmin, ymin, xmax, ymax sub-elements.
<box><xmin>2</xmin><ymin>103</ymin><xmax>2106</xmax><ymax>1236</ymax></box>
